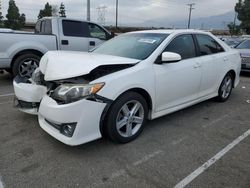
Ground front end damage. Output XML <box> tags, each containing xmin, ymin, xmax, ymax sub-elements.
<box><xmin>13</xmin><ymin>51</ymin><xmax>139</xmax><ymax>145</ymax></box>
<box><xmin>14</xmin><ymin>63</ymin><xmax>135</xmax><ymax>115</ymax></box>
<box><xmin>13</xmin><ymin>70</ymin><xmax>47</xmax><ymax>115</ymax></box>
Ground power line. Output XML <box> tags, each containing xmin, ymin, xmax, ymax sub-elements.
<box><xmin>187</xmin><ymin>3</ymin><xmax>195</xmax><ymax>29</ymax></box>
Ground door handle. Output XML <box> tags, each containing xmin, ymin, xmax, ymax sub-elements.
<box><xmin>193</xmin><ymin>63</ymin><xmax>201</xmax><ymax>68</ymax></box>
<box><xmin>61</xmin><ymin>40</ymin><xmax>69</xmax><ymax>45</ymax></box>
<box><xmin>89</xmin><ymin>41</ymin><xmax>96</xmax><ymax>46</ymax></box>
<box><xmin>223</xmin><ymin>57</ymin><xmax>229</xmax><ymax>61</ymax></box>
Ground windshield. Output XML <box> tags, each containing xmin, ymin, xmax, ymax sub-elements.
<box><xmin>236</xmin><ymin>40</ymin><xmax>250</xmax><ymax>49</ymax></box>
<box><xmin>93</xmin><ymin>33</ymin><xmax>168</xmax><ymax>60</ymax></box>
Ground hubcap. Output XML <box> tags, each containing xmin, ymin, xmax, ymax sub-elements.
<box><xmin>221</xmin><ymin>76</ymin><xmax>232</xmax><ymax>99</ymax></box>
<box><xmin>19</xmin><ymin>58</ymin><xmax>39</xmax><ymax>77</ymax></box>
<box><xmin>116</xmin><ymin>100</ymin><xmax>144</xmax><ymax>138</ymax></box>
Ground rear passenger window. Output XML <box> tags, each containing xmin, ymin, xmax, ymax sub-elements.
<box><xmin>164</xmin><ymin>34</ymin><xmax>196</xmax><ymax>60</ymax></box>
<box><xmin>62</xmin><ymin>20</ymin><xmax>88</xmax><ymax>37</ymax></box>
<box><xmin>196</xmin><ymin>34</ymin><xmax>224</xmax><ymax>56</ymax></box>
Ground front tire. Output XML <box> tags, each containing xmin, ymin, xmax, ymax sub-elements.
<box><xmin>216</xmin><ymin>73</ymin><xmax>233</xmax><ymax>102</ymax></box>
<box><xmin>12</xmin><ymin>53</ymin><xmax>41</xmax><ymax>77</ymax></box>
<box><xmin>105</xmin><ymin>92</ymin><xmax>148</xmax><ymax>144</ymax></box>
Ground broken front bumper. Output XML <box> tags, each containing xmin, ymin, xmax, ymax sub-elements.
<box><xmin>38</xmin><ymin>95</ymin><xmax>107</xmax><ymax>146</ymax></box>
<box><xmin>13</xmin><ymin>76</ymin><xmax>47</xmax><ymax>115</ymax></box>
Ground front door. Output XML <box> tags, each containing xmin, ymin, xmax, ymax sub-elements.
<box><xmin>154</xmin><ymin>34</ymin><xmax>202</xmax><ymax>112</ymax></box>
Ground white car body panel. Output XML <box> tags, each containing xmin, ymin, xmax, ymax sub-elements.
<box><xmin>154</xmin><ymin>58</ymin><xmax>202</xmax><ymax>111</ymax></box>
<box><xmin>40</xmin><ymin>51</ymin><xmax>140</xmax><ymax>81</ymax></box>
<box><xmin>13</xmin><ymin>81</ymin><xmax>47</xmax><ymax>103</ymax></box>
<box><xmin>38</xmin><ymin>95</ymin><xmax>106</xmax><ymax>146</ymax></box>
<box><xmin>13</xmin><ymin>29</ymin><xmax>241</xmax><ymax>146</ymax></box>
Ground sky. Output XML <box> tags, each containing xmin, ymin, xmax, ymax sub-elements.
<box><xmin>0</xmin><ymin>0</ymin><xmax>239</xmax><ymax>27</ymax></box>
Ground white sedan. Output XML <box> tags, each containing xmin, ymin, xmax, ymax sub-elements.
<box><xmin>13</xmin><ymin>30</ymin><xmax>241</xmax><ymax>146</ymax></box>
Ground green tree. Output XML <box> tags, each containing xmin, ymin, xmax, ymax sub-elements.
<box><xmin>4</xmin><ymin>0</ymin><xmax>26</xmax><ymax>30</ymax></box>
<box><xmin>0</xmin><ymin>1</ymin><xmax>3</xmax><ymax>27</ymax></box>
<box><xmin>59</xmin><ymin>3</ymin><xmax>66</xmax><ymax>17</ymax></box>
<box><xmin>228</xmin><ymin>22</ymin><xmax>241</xmax><ymax>35</ymax></box>
<box><xmin>235</xmin><ymin>0</ymin><xmax>250</xmax><ymax>34</ymax></box>
<box><xmin>19</xmin><ymin>13</ymin><xmax>26</xmax><ymax>27</ymax></box>
<box><xmin>38</xmin><ymin>2</ymin><xmax>52</xmax><ymax>19</ymax></box>
<box><xmin>0</xmin><ymin>12</ymin><xmax>3</xmax><ymax>28</ymax></box>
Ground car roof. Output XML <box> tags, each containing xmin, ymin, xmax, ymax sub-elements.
<box><xmin>129</xmin><ymin>29</ymin><xmax>210</xmax><ymax>35</ymax></box>
<box><xmin>39</xmin><ymin>17</ymin><xmax>96</xmax><ymax>24</ymax></box>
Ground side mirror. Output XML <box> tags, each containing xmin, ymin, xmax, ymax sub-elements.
<box><xmin>107</xmin><ymin>32</ymin><xmax>115</xmax><ymax>40</ymax></box>
<box><xmin>111</xmin><ymin>32</ymin><xmax>115</xmax><ymax>38</ymax></box>
<box><xmin>161</xmin><ymin>52</ymin><xmax>182</xmax><ymax>63</ymax></box>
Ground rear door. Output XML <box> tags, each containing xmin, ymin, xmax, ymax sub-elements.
<box><xmin>194</xmin><ymin>34</ymin><xmax>225</xmax><ymax>97</ymax></box>
<box><xmin>59</xmin><ymin>20</ymin><xmax>89</xmax><ymax>51</ymax></box>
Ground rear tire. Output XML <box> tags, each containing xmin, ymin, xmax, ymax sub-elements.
<box><xmin>12</xmin><ymin>53</ymin><xmax>41</xmax><ymax>77</ymax></box>
<box><xmin>216</xmin><ymin>73</ymin><xmax>233</xmax><ymax>102</ymax></box>
<box><xmin>105</xmin><ymin>92</ymin><xmax>148</xmax><ymax>144</ymax></box>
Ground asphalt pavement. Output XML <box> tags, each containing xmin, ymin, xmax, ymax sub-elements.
<box><xmin>0</xmin><ymin>71</ymin><xmax>249</xmax><ymax>188</ymax></box>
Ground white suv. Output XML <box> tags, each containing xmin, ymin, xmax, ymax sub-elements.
<box><xmin>13</xmin><ymin>30</ymin><xmax>241</xmax><ymax>146</ymax></box>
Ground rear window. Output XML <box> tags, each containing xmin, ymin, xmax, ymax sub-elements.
<box><xmin>38</xmin><ymin>20</ymin><xmax>52</xmax><ymax>34</ymax></box>
<box><xmin>35</xmin><ymin>21</ymin><xmax>41</xmax><ymax>33</ymax></box>
<box><xmin>62</xmin><ymin>20</ymin><xmax>88</xmax><ymax>37</ymax></box>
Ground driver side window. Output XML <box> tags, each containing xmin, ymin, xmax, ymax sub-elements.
<box><xmin>88</xmin><ymin>23</ymin><xmax>107</xmax><ymax>40</ymax></box>
<box><xmin>164</xmin><ymin>34</ymin><xmax>196</xmax><ymax>60</ymax></box>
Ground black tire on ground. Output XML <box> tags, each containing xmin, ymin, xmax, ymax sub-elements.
<box><xmin>12</xmin><ymin>53</ymin><xmax>41</xmax><ymax>77</ymax></box>
<box><xmin>216</xmin><ymin>73</ymin><xmax>234</xmax><ymax>102</ymax></box>
<box><xmin>105</xmin><ymin>91</ymin><xmax>149</xmax><ymax>144</ymax></box>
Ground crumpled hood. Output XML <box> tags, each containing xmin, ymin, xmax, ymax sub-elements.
<box><xmin>235</xmin><ymin>49</ymin><xmax>250</xmax><ymax>57</ymax></box>
<box><xmin>40</xmin><ymin>51</ymin><xmax>140</xmax><ymax>81</ymax></box>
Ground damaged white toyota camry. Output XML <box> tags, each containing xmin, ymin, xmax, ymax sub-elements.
<box><xmin>13</xmin><ymin>30</ymin><xmax>241</xmax><ymax>146</ymax></box>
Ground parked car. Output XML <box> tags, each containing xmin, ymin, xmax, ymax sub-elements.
<box><xmin>0</xmin><ymin>17</ymin><xmax>113</xmax><ymax>77</ymax></box>
<box><xmin>235</xmin><ymin>39</ymin><xmax>250</xmax><ymax>72</ymax></box>
<box><xmin>223</xmin><ymin>38</ymin><xmax>243</xmax><ymax>48</ymax></box>
<box><xmin>13</xmin><ymin>30</ymin><xmax>241</xmax><ymax>146</ymax></box>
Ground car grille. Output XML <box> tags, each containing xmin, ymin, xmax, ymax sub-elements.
<box><xmin>242</xmin><ymin>57</ymin><xmax>250</xmax><ymax>64</ymax></box>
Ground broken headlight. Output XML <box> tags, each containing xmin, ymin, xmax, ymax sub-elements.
<box><xmin>51</xmin><ymin>83</ymin><xmax>105</xmax><ymax>104</ymax></box>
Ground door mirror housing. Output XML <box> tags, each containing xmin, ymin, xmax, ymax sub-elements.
<box><xmin>107</xmin><ymin>32</ymin><xmax>115</xmax><ymax>40</ymax></box>
<box><xmin>161</xmin><ymin>52</ymin><xmax>182</xmax><ymax>63</ymax></box>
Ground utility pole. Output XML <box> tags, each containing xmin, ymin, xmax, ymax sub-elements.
<box><xmin>87</xmin><ymin>0</ymin><xmax>90</xmax><ymax>21</ymax></box>
<box><xmin>115</xmin><ymin>0</ymin><xmax>118</xmax><ymax>28</ymax></box>
<box><xmin>233</xmin><ymin>12</ymin><xmax>237</xmax><ymax>27</ymax></box>
<box><xmin>187</xmin><ymin>3</ymin><xmax>195</xmax><ymax>29</ymax></box>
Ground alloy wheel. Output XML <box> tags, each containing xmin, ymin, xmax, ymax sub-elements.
<box><xmin>221</xmin><ymin>75</ymin><xmax>233</xmax><ymax>99</ymax></box>
<box><xmin>18</xmin><ymin>58</ymin><xmax>39</xmax><ymax>77</ymax></box>
<box><xmin>116</xmin><ymin>100</ymin><xmax>144</xmax><ymax>138</ymax></box>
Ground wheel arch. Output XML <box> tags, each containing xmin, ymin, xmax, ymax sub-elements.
<box><xmin>11</xmin><ymin>49</ymin><xmax>44</xmax><ymax>68</ymax></box>
<box><xmin>99</xmin><ymin>87</ymin><xmax>153</xmax><ymax>137</ymax></box>
<box><xmin>227</xmin><ymin>69</ymin><xmax>236</xmax><ymax>88</ymax></box>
